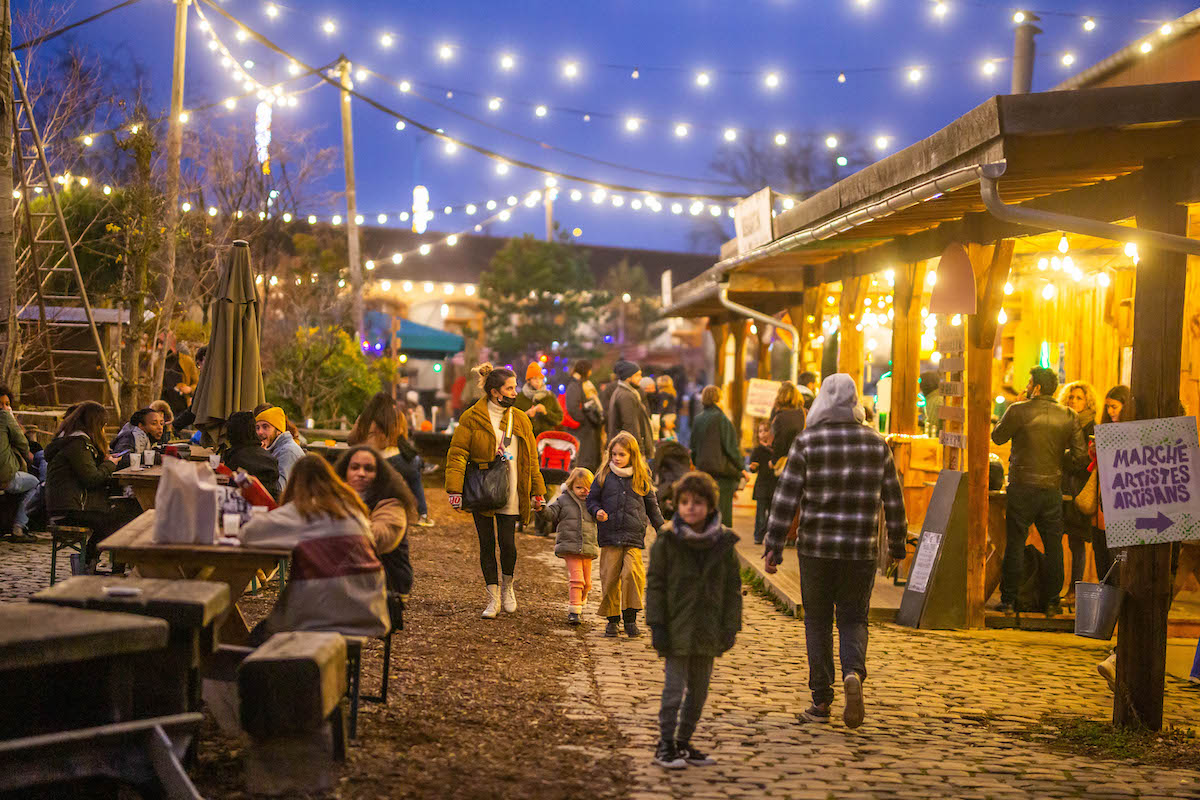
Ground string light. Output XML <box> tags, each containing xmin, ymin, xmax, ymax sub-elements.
<box><xmin>322</xmin><ymin>19</ymin><xmax>336</xmax><ymax>34</ymax></box>
<box><xmin>695</xmin><ymin>71</ymin><xmax>711</xmax><ymax>87</ymax></box>
<box><xmin>499</xmin><ymin>53</ymin><xmax>516</xmax><ymax>71</ymax></box>
<box><xmin>1161</xmin><ymin>24</ymin><xmax>1173</xmax><ymax>36</ymax></box>
<box><xmin>379</xmin><ymin>32</ymin><xmax>394</xmax><ymax>48</ymax></box>
<box><xmin>624</xmin><ymin>116</ymin><xmax>640</xmax><ymax>132</ymax></box>
<box><xmin>1013</xmin><ymin>11</ymin><xmax>1026</xmax><ymax>24</ymax></box>
<box><xmin>874</xmin><ymin>135</ymin><xmax>890</xmax><ymax>151</ymax></box>
<box><xmin>932</xmin><ymin>1</ymin><xmax>948</xmax><ymax>19</ymax></box>
<box><xmin>562</xmin><ymin>61</ymin><xmax>579</xmax><ymax>79</ymax></box>
<box><xmin>1140</xmin><ymin>41</ymin><xmax>1153</xmax><ymax>54</ymax></box>
<box><xmin>438</xmin><ymin>43</ymin><xmax>455</xmax><ymax>61</ymax></box>
<box><xmin>774</xmin><ymin>132</ymin><xmax>787</xmax><ymax>146</ymax></box>
<box><xmin>825</xmin><ymin>135</ymin><xmax>838</xmax><ymax>149</ymax></box>
<box><xmin>907</xmin><ymin>67</ymin><xmax>923</xmax><ymax>83</ymax></box>
<box><xmin>1083</xmin><ymin>17</ymin><xmax>1096</xmax><ymax>32</ymax></box>
<box><xmin>1061</xmin><ymin>52</ymin><xmax>1075</xmax><ymax>67</ymax></box>
<box><xmin>981</xmin><ymin>60</ymin><xmax>998</xmax><ymax>76</ymax></box>
<box><xmin>1097</xmin><ymin>272</ymin><xmax>1111</xmax><ymax>288</ymax></box>
<box><xmin>763</xmin><ymin>71</ymin><xmax>780</xmax><ymax>89</ymax></box>
<box><xmin>723</xmin><ymin>128</ymin><xmax>737</xmax><ymax>142</ymax></box>
<box><xmin>674</xmin><ymin>123</ymin><xmax>689</xmax><ymax>138</ymax></box>
<box><xmin>534</xmin><ymin>104</ymin><xmax>548</xmax><ymax>117</ymax></box>
<box><xmin>488</xmin><ymin>97</ymin><xmax>502</xmax><ymax>111</ymax></box>
<box><xmin>264</xmin><ymin>3</ymin><xmax>278</xmax><ymax>18</ymax></box>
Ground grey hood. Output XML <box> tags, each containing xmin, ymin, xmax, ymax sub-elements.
<box><xmin>805</xmin><ymin>373</ymin><xmax>865</xmax><ymax>427</ymax></box>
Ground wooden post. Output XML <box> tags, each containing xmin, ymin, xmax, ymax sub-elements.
<box><xmin>337</xmin><ymin>57</ymin><xmax>366</xmax><ymax>349</ymax></box>
<box><xmin>1115</xmin><ymin>160</ymin><xmax>1186</xmax><ymax>731</ymax></box>
<box><xmin>755</xmin><ymin>325</ymin><xmax>771</xmax><ymax>380</ymax></box>
<box><xmin>731</xmin><ymin>320</ymin><xmax>749</xmax><ymax>432</ymax></box>
<box><xmin>966</xmin><ymin>242</ymin><xmax>1014</xmax><ymax>628</ymax></box>
<box><xmin>838</xmin><ymin>276</ymin><xmax>870</xmax><ymax>394</ymax></box>
<box><xmin>0</xmin><ymin>0</ymin><xmax>15</xmax><ymax>387</ymax></box>
<box><xmin>709</xmin><ymin>321</ymin><xmax>730</xmax><ymax>387</ymax></box>
<box><xmin>152</xmin><ymin>0</ymin><xmax>190</xmax><ymax>399</ymax></box>
<box><xmin>890</xmin><ymin>262</ymin><xmax>927</xmax><ymax>435</ymax></box>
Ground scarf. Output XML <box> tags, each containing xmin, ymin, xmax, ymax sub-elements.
<box><xmin>805</xmin><ymin>373</ymin><xmax>863</xmax><ymax>427</ymax></box>
<box><xmin>672</xmin><ymin>511</ymin><xmax>725</xmax><ymax>548</ymax></box>
<box><xmin>521</xmin><ymin>382</ymin><xmax>548</xmax><ymax>402</ymax></box>
<box><xmin>610</xmin><ymin>462</ymin><xmax>633</xmax><ymax>478</ymax></box>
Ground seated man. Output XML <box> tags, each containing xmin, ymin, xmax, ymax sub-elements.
<box><xmin>222</xmin><ymin>411</ymin><xmax>280</xmax><ymax>500</ymax></box>
<box><xmin>111</xmin><ymin>407</ymin><xmax>165</xmax><ymax>455</ymax></box>
<box><xmin>149</xmin><ymin>400</ymin><xmax>175</xmax><ymax>444</ymax></box>
<box><xmin>256</xmin><ymin>406</ymin><xmax>304</xmax><ymax>494</ymax></box>
<box><xmin>0</xmin><ymin>387</ymin><xmax>38</xmax><ymax>542</ymax></box>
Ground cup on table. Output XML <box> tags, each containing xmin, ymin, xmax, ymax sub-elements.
<box><xmin>143</xmin><ymin>450</ymin><xmax>156</xmax><ymax>466</ymax></box>
<box><xmin>129</xmin><ymin>452</ymin><xmax>142</xmax><ymax>470</ymax></box>
<box><xmin>222</xmin><ymin>513</ymin><xmax>242</xmax><ymax>538</ymax></box>
<box><xmin>208</xmin><ymin>454</ymin><xmax>221</xmax><ymax>470</ymax></box>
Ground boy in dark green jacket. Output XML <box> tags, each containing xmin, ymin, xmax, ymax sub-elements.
<box><xmin>646</xmin><ymin>471</ymin><xmax>742</xmax><ymax>770</ymax></box>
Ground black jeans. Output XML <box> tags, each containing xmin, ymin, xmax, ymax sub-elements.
<box><xmin>1002</xmin><ymin>484</ymin><xmax>1064</xmax><ymax>607</ymax></box>
<box><xmin>798</xmin><ymin>556</ymin><xmax>875</xmax><ymax>707</ymax></box>
<box><xmin>753</xmin><ymin>498</ymin><xmax>771</xmax><ymax>544</ymax></box>
<box><xmin>474</xmin><ymin>513</ymin><xmax>518</xmax><ymax>585</ymax></box>
<box><xmin>57</xmin><ymin>502</ymin><xmax>140</xmax><ymax>563</ymax></box>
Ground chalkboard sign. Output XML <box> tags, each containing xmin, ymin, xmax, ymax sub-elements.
<box><xmin>896</xmin><ymin>469</ymin><xmax>968</xmax><ymax>629</ymax></box>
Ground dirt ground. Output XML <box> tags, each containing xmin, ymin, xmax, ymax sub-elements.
<box><xmin>191</xmin><ymin>488</ymin><xmax>634</xmax><ymax>800</ymax></box>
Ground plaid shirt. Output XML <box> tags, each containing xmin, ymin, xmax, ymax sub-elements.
<box><xmin>764</xmin><ymin>422</ymin><xmax>908</xmax><ymax>562</ymax></box>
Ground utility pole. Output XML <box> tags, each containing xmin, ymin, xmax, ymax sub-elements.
<box><xmin>337</xmin><ymin>57</ymin><xmax>365</xmax><ymax>348</ymax></box>
<box><xmin>1010</xmin><ymin>12</ymin><xmax>1041</xmax><ymax>94</ymax></box>
<box><xmin>544</xmin><ymin>190</ymin><xmax>554</xmax><ymax>241</ymax></box>
<box><xmin>154</xmin><ymin>0</ymin><xmax>189</xmax><ymax>398</ymax></box>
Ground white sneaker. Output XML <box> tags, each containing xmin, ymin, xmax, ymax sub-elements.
<box><xmin>482</xmin><ymin>585</ymin><xmax>500</xmax><ymax>619</ymax></box>
<box><xmin>416</xmin><ymin>515</ymin><xmax>435</xmax><ymax>527</ymax></box>
<box><xmin>500</xmin><ymin>574</ymin><xmax>517</xmax><ymax>613</ymax></box>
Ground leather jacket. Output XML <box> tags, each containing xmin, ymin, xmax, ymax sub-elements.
<box><xmin>991</xmin><ymin>395</ymin><xmax>1087</xmax><ymax>489</ymax></box>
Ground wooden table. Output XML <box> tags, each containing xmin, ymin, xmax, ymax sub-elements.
<box><xmin>306</xmin><ymin>441</ymin><xmax>349</xmax><ymax>463</ymax></box>
<box><xmin>114</xmin><ymin>462</ymin><xmax>229</xmax><ymax>511</ymax></box>
<box><xmin>101</xmin><ymin>510</ymin><xmax>291</xmax><ymax>645</ymax></box>
<box><xmin>0</xmin><ymin>603</ymin><xmax>168</xmax><ymax>738</ymax></box>
<box><xmin>32</xmin><ymin>576</ymin><xmax>231</xmax><ymax>715</ymax></box>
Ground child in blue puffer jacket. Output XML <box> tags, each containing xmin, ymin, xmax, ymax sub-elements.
<box><xmin>587</xmin><ymin>431</ymin><xmax>664</xmax><ymax>638</ymax></box>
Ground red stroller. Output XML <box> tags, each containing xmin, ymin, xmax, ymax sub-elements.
<box><xmin>536</xmin><ymin>430</ymin><xmax>580</xmax><ymax>486</ymax></box>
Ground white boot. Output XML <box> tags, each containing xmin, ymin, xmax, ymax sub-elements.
<box><xmin>482</xmin><ymin>585</ymin><xmax>501</xmax><ymax>619</ymax></box>
<box><xmin>500</xmin><ymin>574</ymin><xmax>517</xmax><ymax>613</ymax></box>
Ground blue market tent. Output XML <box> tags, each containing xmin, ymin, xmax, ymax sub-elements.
<box><xmin>364</xmin><ymin>310</ymin><xmax>464</xmax><ymax>359</ymax></box>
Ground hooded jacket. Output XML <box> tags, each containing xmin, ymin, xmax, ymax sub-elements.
<box><xmin>586</xmin><ymin>469</ymin><xmax>665</xmax><ymax>549</ymax></box>
<box><xmin>241</xmin><ymin>503</ymin><xmax>390</xmax><ymax>638</ymax></box>
<box><xmin>607</xmin><ymin>381</ymin><xmax>656</xmax><ymax>462</ymax></box>
<box><xmin>265</xmin><ymin>431</ymin><xmax>304</xmax><ymax>494</ymax></box>
<box><xmin>514</xmin><ymin>381</ymin><xmax>564</xmax><ymax>437</ymax></box>
<box><xmin>539</xmin><ymin>489</ymin><xmax>600</xmax><ymax>559</ymax></box>
<box><xmin>111</xmin><ymin>423</ymin><xmax>151</xmax><ymax>456</ymax></box>
<box><xmin>445</xmin><ymin>396</ymin><xmax>547</xmax><ymax>523</ymax></box>
<box><xmin>44</xmin><ymin>432</ymin><xmax>117</xmax><ymax>514</ymax></box>
<box><xmin>689</xmin><ymin>405</ymin><xmax>742</xmax><ymax>479</ymax></box>
<box><xmin>0</xmin><ymin>410</ymin><xmax>30</xmax><ymax>487</ymax></box>
<box><xmin>646</xmin><ymin>514</ymin><xmax>742</xmax><ymax>657</ymax></box>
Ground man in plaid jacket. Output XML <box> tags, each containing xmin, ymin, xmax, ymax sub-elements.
<box><xmin>763</xmin><ymin>373</ymin><xmax>908</xmax><ymax>729</ymax></box>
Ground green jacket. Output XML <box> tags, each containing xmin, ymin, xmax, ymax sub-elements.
<box><xmin>514</xmin><ymin>382</ymin><xmax>563</xmax><ymax>438</ymax></box>
<box><xmin>0</xmin><ymin>411</ymin><xmax>29</xmax><ymax>487</ymax></box>
<box><xmin>645</xmin><ymin>517</ymin><xmax>742</xmax><ymax>658</ymax></box>
<box><xmin>44</xmin><ymin>432</ymin><xmax>117</xmax><ymax>514</ymax></box>
<box><xmin>689</xmin><ymin>406</ymin><xmax>743</xmax><ymax>479</ymax></box>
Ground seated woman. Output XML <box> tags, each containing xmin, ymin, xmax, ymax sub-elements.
<box><xmin>349</xmin><ymin>391</ymin><xmax>433</xmax><ymax>527</ymax></box>
<box><xmin>241</xmin><ymin>455</ymin><xmax>390</xmax><ymax>642</ymax></box>
<box><xmin>335</xmin><ymin>445</ymin><xmax>418</xmax><ymax>624</ymax></box>
<box><xmin>44</xmin><ymin>401</ymin><xmax>140</xmax><ymax>573</ymax></box>
<box><xmin>221</xmin><ymin>411</ymin><xmax>281</xmax><ymax>500</ymax></box>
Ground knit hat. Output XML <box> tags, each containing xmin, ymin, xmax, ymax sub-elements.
<box><xmin>526</xmin><ymin>362</ymin><xmax>544</xmax><ymax>381</ymax></box>
<box><xmin>255</xmin><ymin>406</ymin><xmax>286</xmax><ymax>435</ymax></box>
<box><xmin>613</xmin><ymin>360</ymin><xmax>640</xmax><ymax>381</ymax></box>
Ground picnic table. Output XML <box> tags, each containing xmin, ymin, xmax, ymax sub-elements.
<box><xmin>101</xmin><ymin>510</ymin><xmax>291</xmax><ymax>645</ymax></box>
<box><xmin>306</xmin><ymin>440</ymin><xmax>349</xmax><ymax>463</ymax></box>
<box><xmin>0</xmin><ymin>603</ymin><xmax>168</xmax><ymax>738</ymax></box>
<box><xmin>32</xmin><ymin>576</ymin><xmax>231</xmax><ymax>715</ymax></box>
<box><xmin>114</xmin><ymin>461</ymin><xmax>229</xmax><ymax>511</ymax></box>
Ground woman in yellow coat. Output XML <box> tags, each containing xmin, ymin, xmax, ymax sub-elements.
<box><xmin>446</xmin><ymin>363</ymin><xmax>547</xmax><ymax>618</ymax></box>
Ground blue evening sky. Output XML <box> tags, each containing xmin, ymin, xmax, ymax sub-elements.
<box><xmin>16</xmin><ymin>0</ymin><xmax>1195</xmax><ymax>254</ymax></box>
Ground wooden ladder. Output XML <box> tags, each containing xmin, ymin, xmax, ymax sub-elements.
<box><xmin>9</xmin><ymin>53</ymin><xmax>121</xmax><ymax>418</ymax></box>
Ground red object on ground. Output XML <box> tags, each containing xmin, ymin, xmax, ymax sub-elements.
<box><xmin>536</xmin><ymin>430</ymin><xmax>579</xmax><ymax>472</ymax></box>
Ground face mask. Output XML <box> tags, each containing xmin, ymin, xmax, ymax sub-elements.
<box><xmin>496</xmin><ymin>395</ymin><xmax>516</xmax><ymax>408</ymax></box>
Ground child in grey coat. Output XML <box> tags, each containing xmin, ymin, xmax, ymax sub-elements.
<box><xmin>538</xmin><ymin>467</ymin><xmax>599</xmax><ymax>625</ymax></box>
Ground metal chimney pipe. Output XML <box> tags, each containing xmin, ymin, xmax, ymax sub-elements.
<box><xmin>1010</xmin><ymin>12</ymin><xmax>1042</xmax><ymax>94</ymax></box>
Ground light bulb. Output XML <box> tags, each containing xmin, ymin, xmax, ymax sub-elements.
<box><xmin>1004</xmin><ymin>282</ymin><xmax>1014</xmax><ymax>295</ymax></box>
<box><xmin>535</xmin><ymin>105</ymin><xmax>548</xmax><ymax>118</ymax></box>
<box><xmin>419</xmin><ymin>245</ymin><xmax>432</xmax><ymax>256</ymax></box>
<box><xmin>496</xmin><ymin>162</ymin><xmax>509</xmax><ymax>175</ymax></box>
<box><xmin>1042</xmin><ymin>283</ymin><xmax>1056</xmax><ymax>300</ymax></box>
<box><xmin>322</xmin><ymin>19</ymin><xmax>336</xmax><ymax>34</ymax></box>
<box><xmin>1013</xmin><ymin>11</ymin><xmax>1026</xmax><ymax>24</ymax></box>
<box><xmin>438</xmin><ymin>44</ymin><xmax>454</xmax><ymax>60</ymax></box>
<box><xmin>207</xmin><ymin>206</ymin><xmax>217</xmax><ymax>216</ymax></box>
<box><xmin>723</xmin><ymin>128</ymin><xmax>737</xmax><ymax>142</ymax></box>
<box><xmin>380</xmin><ymin>33</ymin><xmax>394</xmax><ymax>47</ymax></box>
<box><xmin>1083</xmin><ymin>18</ymin><xmax>1096</xmax><ymax>32</ymax></box>
<box><xmin>774</xmin><ymin>132</ymin><xmax>787</xmax><ymax>146</ymax></box>
<box><xmin>926</xmin><ymin>271</ymin><xmax>937</xmax><ymax>286</ymax></box>
<box><xmin>825</xmin><ymin>135</ymin><xmax>838</xmax><ymax>149</ymax></box>
<box><xmin>1161</xmin><ymin>24</ymin><xmax>1173</xmax><ymax>36</ymax></box>
<box><xmin>264</xmin><ymin>3</ymin><xmax>278</xmax><ymax>18</ymax></box>
<box><xmin>674</xmin><ymin>123</ymin><xmax>689</xmax><ymax>138</ymax></box>
<box><xmin>1124</xmin><ymin>242</ymin><xmax>1138</xmax><ymax>259</ymax></box>
<box><xmin>399</xmin><ymin>81</ymin><xmax>411</xmax><ymax>93</ymax></box>
<box><xmin>570</xmin><ymin>190</ymin><xmax>582</xmax><ymax>202</ymax></box>
<box><xmin>695</xmin><ymin>71</ymin><xmax>710</xmax><ymax>87</ymax></box>
<box><xmin>447</xmin><ymin>235</ymin><xmax>458</xmax><ymax>246</ymax></box>
<box><xmin>932</xmin><ymin>2</ymin><xmax>947</xmax><ymax>18</ymax></box>
<box><xmin>982</xmin><ymin>60</ymin><xmax>997</xmax><ymax>76</ymax></box>
<box><xmin>562</xmin><ymin>61</ymin><xmax>579</xmax><ymax>78</ymax></box>
<box><xmin>1051</xmin><ymin>256</ymin><xmax>1061</xmax><ymax>271</ymax></box>
<box><xmin>499</xmin><ymin>53</ymin><xmax>515</xmax><ymax>71</ymax></box>
<box><xmin>1058</xmin><ymin>234</ymin><xmax>1069</xmax><ymax>253</ymax></box>
<box><xmin>331</xmin><ymin>215</ymin><xmax>342</xmax><ymax>225</ymax></box>
<box><xmin>907</xmin><ymin>67</ymin><xmax>923</xmax><ymax>83</ymax></box>
<box><xmin>1098</xmin><ymin>272</ymin><xmax>1111</xmax><ymax>288</ymax></box>
<box><xmin>1141</xmin><ymin>41</ymin><xmax>1153</xmax><ymax>54</ymax></box>
<box><xmin>365</xmin><ymin>260</ymin><xmax>375</xmax><ymax>270</ymax></box>
<box><xmin>1061</xmin><ymin>53</ymin><xmax>1076</xmax><ymax>67</ymax></box>
<box><xmin>377</xmin><ymin>214</ymin><xmax>388</xmax><ymax>224</ymax></box>
<box><xmin>874</xmin><ymin>136</ymin><xmax>889</xmax><ymax>150</ymax></box>
<box><xmin>998</xmin><ymin>309</ymin><xmax>1008</xmax><ymax>324</ymax></box>
<box><xmin>625</xmin><ymin>117</ymin><xmax>640</xmax><ymax>132</ymax></box>
<box><xmin>488</xmin><ymin>97</ymin><xmax>502</xmax><ymax>111</ymax></box>
<box><xmin>782</xmin><ymin>198</ymin><xmax>795</xmax><ymax>210</ymax></box>
<box><xmin>764</xmin><ymin>72</ymin><xmax>780</xmax><ymax>89</ymax></box>
<box><xmin>466</xmin><ymin>204</ymin><xmax>477</xmax><ymax>215</ymax></box>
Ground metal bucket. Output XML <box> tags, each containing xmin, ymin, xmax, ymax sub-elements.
<box><xmin>1074</xmin><ymin>580</ymin><xmax>1125</xmax><ymax>640</ymax></box>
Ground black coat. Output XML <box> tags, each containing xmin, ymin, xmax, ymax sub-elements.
<box><xmin>770</xmin><ymin>407</ymin><xmax>806</xmax><ymax>461</ymax></box>
<box><xmin>586</xmin><ymin>471</ymin><xmax>665</xmax><ymax>549</ymax></box>
<box><xmin>44</xmin><ymin>433</ymin><xmax>117</xmax><ymax>515</ymax></box>
<box><xmin>224</xmin><ymin>443</ymin><xmax>282</xmax><ymax>500</ymax></box>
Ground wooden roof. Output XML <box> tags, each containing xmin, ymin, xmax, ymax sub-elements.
<box><xmin>666</xmin><ymin>80</ymin><xmax>1200</xmax><ymax>318</ymax></box>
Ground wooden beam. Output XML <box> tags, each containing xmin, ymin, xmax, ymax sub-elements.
<box><xmin>1115</xmin><ymin>160</ymin><xmax>1186</xmax><ymax>731</ymax></box>
<box><xmin>838</xmin><ymin>276</ymin><xmax>870</xmax><ymax>394</ymax></box>
<box><xmin>731</xmin><ymin>320</ymin><xmax>749</xmax><ymax>432</ymax></box>
<box><xmin>755</xmin><ymin>325</ymin><xmax>771</xmax><ymax>380</ymax></box>
<box><xmin>890</xmin><ymin>262</ymin><xmax>927</xmax><ymax>435</ymax></box>
<box><xmin>709</xmin><ymin>321</ymin><xmax>730</xmax><ymax>387</ymax></box>
<box><xmin>966</xmin><ymin>241</ymin><xmax>1014</xmax><ymax>629</ymax></box>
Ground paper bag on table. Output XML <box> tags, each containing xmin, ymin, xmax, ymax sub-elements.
<box><xmin>153</xmin><ymin>458</ymin><xmax>221</xmax><ymax>544</ymax></box>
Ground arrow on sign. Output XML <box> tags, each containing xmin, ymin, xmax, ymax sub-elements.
<box><xmin>1135</xmin><ymin>511</ymin><xmax>1173</xmax><ymax>534</ymax></box>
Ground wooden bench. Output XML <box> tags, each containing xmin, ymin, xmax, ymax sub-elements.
<box><xmin>33</xmin><ymin>577</ymin><xmax>231</xmax><ymax>716</ymax></box>
<box><xmin>0</xmin><ymin>713</ymin><xmax>203</xmax><ymax>799</ymax></box>
<box><xmin>238</xmin><ymin>632</ymin><xmax>347</xmax><ymax>796</ymax></box>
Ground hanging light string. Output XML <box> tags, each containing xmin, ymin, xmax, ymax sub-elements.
<box><xmin>196</xmin><ymin>0</ymin><xmax>745</xmax><ymax>201</ymax></box>
<box><xmin>194</xmin><ymin>0</ymin><xmax>314</xmax><ymax>109</ymax></box>
<box><xmin>253</xmin><ymin>0</ymin><xmax>1176</xmax><ymax>88</ymax></box>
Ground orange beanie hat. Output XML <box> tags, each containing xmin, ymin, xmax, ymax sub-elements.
<box><xmin>526</xmin><ymin>362</ymin><xmax>544</xmax><ymax>381</ymax></box>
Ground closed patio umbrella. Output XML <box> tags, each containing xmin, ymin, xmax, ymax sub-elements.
<box><xmin>190</xmin><ymin>240</ymin><xmax>266</xmax><ymax>432</ymax></box>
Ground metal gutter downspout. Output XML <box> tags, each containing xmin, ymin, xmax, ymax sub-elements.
<box><xmin>979</xmin><ymin>162</ymin><xmax>1200</xmax><ymax>257</ymax></box>
<box><xmin>718</xmin><ymin>284</ymin><xmax>798</xmax><ymax>384</ymax></box>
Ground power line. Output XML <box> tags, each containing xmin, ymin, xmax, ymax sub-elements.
<box><xmin>14</xmin><ymin>0</ymin><xmax>148</xmax><ymax>52</ymax></box>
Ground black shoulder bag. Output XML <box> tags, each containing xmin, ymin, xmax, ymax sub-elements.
<box><xmin>462</xmin><ymin>409</ymin><xmax>513</xmax><ymax>513</ymax></box>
